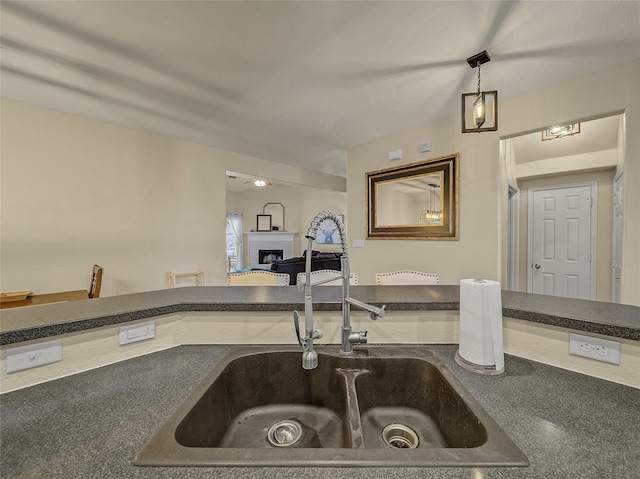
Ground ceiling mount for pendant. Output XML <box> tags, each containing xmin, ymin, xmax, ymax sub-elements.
<box><xmin>466</xmin><ymin>50</ymin><xmax>491</xmax><ymax>68</ymax></box>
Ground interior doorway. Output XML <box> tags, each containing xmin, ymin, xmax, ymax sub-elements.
<box><xmin>501</xmin><ymin>113</ymin><xmax>624</xmax><ymax>303</ymax></box>
<box><xmin>527</xmin><ymin>182</ymin><xmax>597</xmax><ymax>300</ymax></box>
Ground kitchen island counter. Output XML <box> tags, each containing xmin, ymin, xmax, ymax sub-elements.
<box><xmin>1</xmin><ymin>344</ymin><xmax>638</xmax><ymax>479</ymax></box>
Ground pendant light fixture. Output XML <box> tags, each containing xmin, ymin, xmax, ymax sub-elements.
<box><xmin>462</xmin><ymin>51</ymin><xmax>498</xmax><ymax>133</ymax></box>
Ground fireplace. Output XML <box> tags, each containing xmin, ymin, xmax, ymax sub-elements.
<box><xmin>259</xmin><ymin>249</ymin><xmax>283</xmax><ymax>265</ymax></box>
<box><xmin>246</xmin><ymin>232</ymin><xmax>296</xmax><ymax>269</ymax></box>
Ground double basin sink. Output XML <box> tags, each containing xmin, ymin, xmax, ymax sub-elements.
<box><xmin>134</xmin><ymin>346</ymin><xmax>528</xmax><ymax>467</ymax></box>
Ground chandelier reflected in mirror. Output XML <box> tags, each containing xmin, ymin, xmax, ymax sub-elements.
<box><xmin>419</xmin><ymin>182</ymin><xmax>443</xmax><ymax>225</ymax></box>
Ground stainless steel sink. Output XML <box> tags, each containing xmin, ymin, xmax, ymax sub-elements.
<box><xmin>134</xmin><ymin>346</ymin><xmax>528</xmax><ymax>467</ymax></box>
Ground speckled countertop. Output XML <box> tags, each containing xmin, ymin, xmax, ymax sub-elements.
<box><xmin>1</xmin><ymin>344</ymin><xmax>638</xmax><ymax>478</ymax></box>
<box><xmin>1</xmin><ymin>286</ymin><xmax>638</xmax><ymax>345</ymax></box>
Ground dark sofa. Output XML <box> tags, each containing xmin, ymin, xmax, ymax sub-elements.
<box><xmin>270</xmin><ymin>251</ymin><xmax>342</xmax><ymax>285</ymax></box>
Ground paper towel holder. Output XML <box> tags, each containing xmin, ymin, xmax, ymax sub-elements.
<box><xmin>456</xmin><ymin>278</ymin><xmax>505</xmax><ymax>376</ymax></box>
<box><xmin>454</xmin><ymin>351</ymin><xmax>505</xmax><ymax>375</ymax></box>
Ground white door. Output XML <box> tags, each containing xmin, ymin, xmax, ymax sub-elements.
<box><xmin>612</xmin><ymin>171</ymin><xmax>623</xmax><ymax>303</ymax></box>
<box><xmin>529</xmin><ymin>183</ymin><xmax>596</xmax><ymax>300</ymax></box>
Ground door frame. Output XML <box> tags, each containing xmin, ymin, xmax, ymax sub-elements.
<box><xmin>527</xmin><ymin>181</ymin><xmax>598</xmax><ymax>299</ymax></box>
<box><xmin>612</xmin><ymin>169</ymin><xmax>623</xmax><ymax>303</ymax></box>
<box><xmin>506</xmin><ymin>180</ymin><xmax>520</xmax><ymax>291</ymax></box>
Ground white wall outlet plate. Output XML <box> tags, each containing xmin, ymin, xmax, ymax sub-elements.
<box><xmin>419</xmin><ymin>142</ymin><xmax>432</xmax><ymax>153</ymax></box>
<box><xmin>569</xmin><ymin>333</ymin><xmax>620</xmax><ymax>364</ymax></box>
<box><xmin>352</xmin><ymin>239</ymin><xmax>365</xmax><ymax>248</ymax></box>
<box><xmin>119</xmin><ymin>321</ymin><xmax>155</xmax><ymax>345</ymax></box>
<box><xmin>6</xmin><ymin>339</ymin><xmax>63</xmax><ymax>373</ymax></box>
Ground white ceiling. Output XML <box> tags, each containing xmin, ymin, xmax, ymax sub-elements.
<box><xmin>2</xmin><ymin>1</ymin><xmax>639</xmax><ymax>178</ymax></box>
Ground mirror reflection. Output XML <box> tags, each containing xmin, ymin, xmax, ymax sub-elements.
<box><xmin>376</xmin><ymin>174</ymin><xmax>443</xmax><ymax>227</ymax></box>
<box><xmin>367</xmin><ymin>154</ymin><xmax>458</xmax><ymax>240</ymax></box>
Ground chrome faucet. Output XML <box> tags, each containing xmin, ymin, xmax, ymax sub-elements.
<box><xmin>294</xmin><ymin>210</ymin><xmax>385</xmax><ymax>369</ymax></box>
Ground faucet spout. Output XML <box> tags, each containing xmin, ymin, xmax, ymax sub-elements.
<box><xmin>345</xmin><ymin>297</ymin><xmax>386</xmax><ymax>321</ymax></box>
<box><xmin>295</xmin><ymin>210</ymin><xmax>386</xmax><ymax>368</ymax></box>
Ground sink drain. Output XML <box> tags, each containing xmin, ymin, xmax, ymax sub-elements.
<box><xmin>267</xmin><ymin>420</ymin><xmax>303</xmax><ymax>447</ymax></box>
<box><xmin>382</xmin><ymin>424</ymin><xmax>419</xmax><ymax>449</ymax></box>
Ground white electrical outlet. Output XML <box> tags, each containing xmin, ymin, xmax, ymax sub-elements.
<box><xmin>119</xmin><ymin>321</ymin><xmax>155</xmax><ymax>345</ymax></box>
<box><xmin>352</xmin><ymin>239</ymin><xmax>365</xmax><ymax>248</ymax></box>
<box><xmin>6</xmin><ymin>339</ymin><xmax>63</xmax><ymax>373</ymax></box>
<box><xmin>569</xmin><ymin>333</ymin><xmax>620</xmax><ymax>364</ymax></box>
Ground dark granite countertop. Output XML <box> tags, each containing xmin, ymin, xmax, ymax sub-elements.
<box><xmin>1</xmin><ymin>344</ymin><xmax>638</xmax><ymax>478</ymax></box>
<box><xmin>1</xmin><ymin>286</ymin><xmax>638</xmax><ymax>345</ymax></box>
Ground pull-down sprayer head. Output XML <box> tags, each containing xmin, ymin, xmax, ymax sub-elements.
<box><xmin>305</xmin><ymin>210</ymin><xmax>348</xmax><ymax>256</ymax></box>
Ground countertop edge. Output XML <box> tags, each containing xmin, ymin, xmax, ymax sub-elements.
<box><xmin>1</xmin><ymin>286</ymin><xmax>638</xmax><ymax>345</ymax></box>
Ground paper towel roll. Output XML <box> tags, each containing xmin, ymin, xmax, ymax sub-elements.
<box><xmin>456</xmin><ymin>279</ymin><xmax>505</xmax><ymax>375</ymax></box>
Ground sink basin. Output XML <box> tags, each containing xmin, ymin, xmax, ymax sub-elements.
<box><xmin>134</xmin><ymin>346</ymin><xmax>528</xmax><ymax>467</ymax></box>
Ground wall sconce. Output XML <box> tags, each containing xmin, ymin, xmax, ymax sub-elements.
<box><xmin>461</xmin><ymin>51</ymin><xmax>498</xmax><ymax>133</ymax></box>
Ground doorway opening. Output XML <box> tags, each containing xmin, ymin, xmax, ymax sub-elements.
<box><xmin>501</xmin><ymin>113</ymin><xmax>624</xmax><ymax>302</ymax></box>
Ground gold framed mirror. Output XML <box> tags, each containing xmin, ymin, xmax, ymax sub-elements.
<box><xmin>366</xmin><ymin>153</ymin><xmax>459</xmax><ymax>240</ymax></box>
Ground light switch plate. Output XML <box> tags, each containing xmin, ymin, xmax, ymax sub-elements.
<box><xmin>119</xmin><ymin>321</ymin><xmax>155</xmax><ymax>345</ymax></box>
<box><xmin>6</xmin><ymin>339</ymin><xmax>63</xmax><ymax>373</ymax></box>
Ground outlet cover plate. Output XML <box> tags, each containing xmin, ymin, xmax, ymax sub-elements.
<box><xmin>6</xmin><ymin>339</ymin><xmax>63</xmax><ymax>373</ymax></box>
<box><xmin>119</xmin><ymin>321</ymin><xmax>155</xmax><ymax>345</ymax></box>
<box><xmin>569</xmin><ymin>333</ymin><xmax>620</xmax><ymax>364</ymax></box>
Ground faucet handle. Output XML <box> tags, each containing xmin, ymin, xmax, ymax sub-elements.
<box><xmin>347</xmin><ymin>330</ymin><xmax>368</xmax><ymax>344</ymax></box>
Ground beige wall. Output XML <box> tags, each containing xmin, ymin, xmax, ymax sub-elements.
<box><xmin>517</xmin><ymin>170</ymin><xmax>615</xmax><ymax>301</ymax></box>
<box><xmin>0</xmin><ymin>100</ymin><xmax>345</xmax><ymax>294</ymax></box>
<box><xmin>347</xmin><ymin>60</ymin><xmax>639</xmax><ymax>305</ymax></box>
<box><xmin>2</xmin><ymin>62</ymin><xmax>638</xmax><ymax>302</ymax></box>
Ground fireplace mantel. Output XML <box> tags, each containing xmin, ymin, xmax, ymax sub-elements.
<box><xmin>245</xmin><ymin>232</ymin><xmax>296</xmax><ymax>269</ymax></box>
<box><xmin>245</xmin><ymin>232</ymin><xmax>296</xmax><ymax>241</ymax></box>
